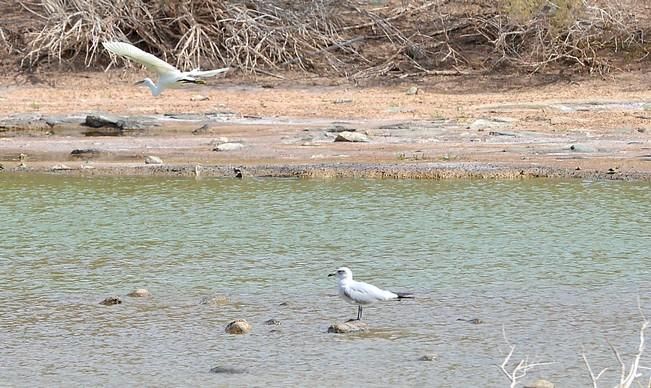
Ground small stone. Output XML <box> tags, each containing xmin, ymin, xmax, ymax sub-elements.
<box><xmin>418</xmin><ymin>354</ymin><xmax>438</xmax><ymax>361</ymax></box>
<box><xmin>191</xmin><ymin>95</ymin><xmax>210</xmax><ymax>101</ymax></box>
<box><xmin>127</xmin><ymin>288</ymin><xmax>151</xmax><ymax>298</ymax></box>
<box><xmin>214</xmin><ymin>142</ymin><xmax>244</xmax><ymax>152</ymax></box>
<box><xmin>524</xmin><ymin>379</ymin><xmax>555</xmax><ymax>388</ymax></box>
<box><xmin>210</xmin><ymin>366</ymin><xmax>246</xmax><ymax>374</ymax></box>
<box><xmin>333</xmin><ymin>98</ymin><xmax>353</xmax><ymax>104</ymax></box>
<box><xmin>334</xmin><ymin>131</ymin><xmax>369</xmax><ymax>143</ymax></box>
<box><xmin>99</xmin><ymin>296</ymin><xmax>122</xmax><ymax>306</ymax></box>
<box><xmin>225</xmin><ymin>319</ymin><xmax>252</xmax><ymax>334</ymax></box>
<box><xmin>144</xmin><ymin>155</ymin><xmax>163</xmax><ymax>165</ymax></box>
<box><xmin>406</xmin><ymin>86</ymin><xmax>419</xmax><ymax>95</ymax></box>
<box><xmin>50</xmin><ymin>164</ymin><xmax>72</xmax><ymax>171</ymax></box>
<box><xmin>327</xmin><ymin>320</ymin><xmax>369</xmax><ymax>334</ymax></box>
<box><xmin>264</xmin><ymin>319</ymin><xmax>281</xmax><ymax>326</ymax></box>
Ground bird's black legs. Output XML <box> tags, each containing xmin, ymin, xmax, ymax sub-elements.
<box><xmin>357</xmin><ymin>305</ymin><xmax>363</xmax><ymax>320</ymax></box>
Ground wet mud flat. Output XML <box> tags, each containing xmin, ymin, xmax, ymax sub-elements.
<box><xmin>0</xmin><ymin>91</ymin><xmax>650</xmax><ymax>180</ymax></box>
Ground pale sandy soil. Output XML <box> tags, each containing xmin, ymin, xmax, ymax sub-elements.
<box><xmin>0</xmin><ymin>70</ymin><xmax>650</xmax><ymax>179</ymax></box>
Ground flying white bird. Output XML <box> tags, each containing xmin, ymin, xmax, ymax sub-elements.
<box><xmin>328</xmin><ymin>266</ymin><xmax>413</xmax><ymax>320</ymax></box>
<box><xmin>102</xmin><ymin>41</ymin><xmax>230</xmax><ymax>96</ymax></box>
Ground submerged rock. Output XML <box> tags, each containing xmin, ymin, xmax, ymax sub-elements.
<box><xmin>127</xmin><ymin>288</ymin><xmax>151</xmax><ymax>298</ymax></box>
<box><xmin>418</xmin><ymin>354</ymin><xmax>438</xmax><ymax>361</ymax></box>
<box><xmin>209</xmin><ymin>366</ymin><xmax>246</xmax><ymax>374</ymax></box>
<box><xmin>334</xmin><ymin>131</ymin><xmax>369</xmax><ymax>143</ymax></box>
<box><xmin>99</xmin><ymin>296</ymin><xmax>122</xmax><ymax>306</ymax></box>
<box><xmin>225</xmin><ymin>319</ymin><xmax>252</xmax><ymax>334</ymax></box>
<box><xmin>199</xmin><ymin>294</ymin><xmax>229</xmax><ymax>306</ymax></box>
<box><xmin>457</xmin><ymin>318</ymin><xmax>483</xmax><ymax>324</ymax></box>
<box><xmin>327</xmin><ymin>320</ymin><xmax>369</xmax><ymax>334</ymax></box>
<box><xmin>264</xmin><ymin>319</ymin><xmax>281</xmax><ymax>326</ymax></box>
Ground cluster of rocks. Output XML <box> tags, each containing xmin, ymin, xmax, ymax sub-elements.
<box><xmin>99</xmin><ymin>288</ymin><xmax>152</xmax><ymax>306</ymax></box>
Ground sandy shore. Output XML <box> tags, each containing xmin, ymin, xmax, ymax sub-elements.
<box><xmin>1</xmin><ymin>70</ymin><xmax>650</xmax><ymax>179</ymax></box>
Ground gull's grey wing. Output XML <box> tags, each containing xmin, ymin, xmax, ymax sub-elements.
<box><xmin>103</xmin><ymin>41</ymin><xmax>178</xmax><ymax>75</ymax></box>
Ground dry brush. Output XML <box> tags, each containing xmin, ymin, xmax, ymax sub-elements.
<box><xmin>0</xmin><ymin>0</ymin><xmax>648</xmax><ymax>78</ymax></box>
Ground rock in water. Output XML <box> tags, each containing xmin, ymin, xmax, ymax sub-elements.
<box><xmin>127</xmin><ymin>288</ymin><xmax>151</xmax><ymax>298</ymax></box>
<box><xmin>327</xmin><ymin>320</ymin><xmax>369</xmax><ymax>333</ymax></box>
<box><xmin>209</xmin><ymin>366</ymin><xmax>246</xmax><ymax>374</ymax></box>
<box><xmin>334</xmin><ymin>131</ymin><xmax>369</xmax><ymax>143</ymax></box>
<box><xmin>99</xmin><ymin>296</ymin><xmax>122</xmax><ymax>306</ymax></box>
<box><xmin>199</xmin><ymin>294</ymin><xmax>229</xmax><ymax>305</ymax></box>
<box><xmin>144</xmin><ymin>155</ymin><xmax>163</xmax><ymax>165</ymax></box>
<box><xmin>418</xmin><ymin>354</ymin><xmax>438</xmax><ymax>361</ymax></box>
<box><xmin>264</xmin><ymin>319</ymin><xmax>281</xmax><ymax>326</ymax></box>
<box><xmin>225</xmin><ymin>319</ymin><xmax>252</xmax><ymax>334</ymax></box>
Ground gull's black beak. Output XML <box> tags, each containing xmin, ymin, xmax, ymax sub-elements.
<box><xmin>328</xmin><ymin>272</ymin><xmax>335</xmax><ymax>277</ymax></box>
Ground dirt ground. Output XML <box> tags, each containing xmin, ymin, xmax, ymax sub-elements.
<box><xmin>1</xmin><ymin>69</ymin><xmax>650</xmax><ymax>179</ymax></box>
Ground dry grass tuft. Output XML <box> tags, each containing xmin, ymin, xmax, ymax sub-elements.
<box><xmin>1</xmin><ymin>0</ymin><xmax>649</xmax><ymax>78</ymax></box>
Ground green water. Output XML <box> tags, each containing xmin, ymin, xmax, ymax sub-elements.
<box><xmin>0</xmin><ymin>174</ymin><xmax>649</xmax><ymax>386</ymax></box>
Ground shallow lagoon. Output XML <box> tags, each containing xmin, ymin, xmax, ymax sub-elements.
<box><xmin>1</xmin><ymin>175</ymin><xmax>650</xmax><ymax>386</ymax></box>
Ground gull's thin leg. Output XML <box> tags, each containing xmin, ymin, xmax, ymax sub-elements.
<box><xmin>357</xmin><ymin>305</ymin><xmax>363</xmax><ymax>320</ymax></box>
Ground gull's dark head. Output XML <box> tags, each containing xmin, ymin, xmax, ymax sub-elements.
<box><xmin>328</xmin><ymin>267</ymin><xmax>352</xmax><ymax>281</ymax></box>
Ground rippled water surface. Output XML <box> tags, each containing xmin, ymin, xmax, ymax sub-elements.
<box><xmin>1</xmin><ymin>175</ymin><xmax>650</xmax><ymax>386</ymax></box>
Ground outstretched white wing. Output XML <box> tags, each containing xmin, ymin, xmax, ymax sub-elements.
<box><xmin>103</xmin><ymin>41</ymin><xmax>179</xmax><ymax>76</ymax></box>
<box><xmin>188</xmin><ymin>68</ymin><xmax>231</xmax><ymax>78</ymax></box>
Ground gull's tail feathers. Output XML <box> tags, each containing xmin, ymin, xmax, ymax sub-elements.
<box><xmin>395</xmin><ymin>292</ymin><xmax>415</xmax><ymax>299</ymax></box>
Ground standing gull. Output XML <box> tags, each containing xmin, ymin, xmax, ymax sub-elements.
<box><xmin>328</xmin><ymin>267</ymin><xmax>413</xmax><ymax>320</ymax></box>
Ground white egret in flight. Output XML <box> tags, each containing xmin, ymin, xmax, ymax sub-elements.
<box><xmin>102</xmin><ymin>41</ymin><xmax>230</xmax><ymax>96</ymax></box>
